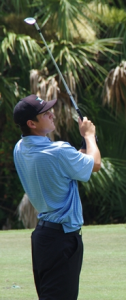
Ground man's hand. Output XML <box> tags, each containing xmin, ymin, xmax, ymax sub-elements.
<box><xmin>78</xmin><ymin>117</ymin><xmax>96</xmax><ymax>138</ymax></box>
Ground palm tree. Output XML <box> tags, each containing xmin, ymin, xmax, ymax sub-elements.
<box><xmin>26</xmin><ymin>0</ymin><xmax>126</xmax><ymax>225</ymax></box>
<box><xmin>31</xmin><ymin>0</ymin><xmax>120</xmax><ymax>82</ymax></box>
<box><xmin>0</xmin><ymin>4</ymin><xmax>44</xmax><ymax>229</ymax></box>
<box><xmin>27</xmin><ymin>0</ymin><xmax>120</xmax><ymax>140</ymax></box>
<box><xmin>88</xmin><ymin>2</ymin><xmax>126</xmax><ymax>64</ymax></box>
<box><xmin>0</xmin><ymin>25</ymin><xmax>43</xmax><ymax>110</ymax></box>
<box><xmin>81</xmin><ymin>157</ymin><xmax>126</xmax><ymax>224</ymax></box>
<box><xmin>1</xmin><ymin>0</ymin><xmax>126</xmax><ymax>227</ymax></box>
<box><xmin>102</xmin><ymin>61</ymin><xmax>126</xmax><ymax>114</ymax></box>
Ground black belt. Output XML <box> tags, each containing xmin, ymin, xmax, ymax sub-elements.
<box><xmin>38</xmin><ymin>220</ymin><xmax>81</xmax><ymax>234</ymax></box>
<box><xmin>38</xmin><ymin>220</ymin><xmax>63</xmax><ymax>231</ymax></box>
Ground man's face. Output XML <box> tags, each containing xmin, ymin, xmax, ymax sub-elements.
<box><xmin>32</xmin><ymin>110</ymin><xmax>56</xmax><ymax>136</ymax></box>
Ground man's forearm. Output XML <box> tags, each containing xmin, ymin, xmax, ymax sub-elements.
<box><xmin>79</xmin><ymin>136</ymin><xmax>101</xmax><ymax>172</ymax></box>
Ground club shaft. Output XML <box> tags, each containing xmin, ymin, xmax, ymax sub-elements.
<box><xmin>34</xmin><ymin>22</ymin><xmax>84</xmax><ymax>119</ymax></box>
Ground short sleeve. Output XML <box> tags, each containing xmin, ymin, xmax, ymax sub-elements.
<box><xmin>58</xmin><ymin>142</ymin><xmax>94</xmax><ymax>182</ymax></box>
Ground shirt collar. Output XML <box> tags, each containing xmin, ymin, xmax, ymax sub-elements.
<box><xmin>21</xmin><ymin>135</ymin><xmax>51</xmax><ymax>144</ymax></box>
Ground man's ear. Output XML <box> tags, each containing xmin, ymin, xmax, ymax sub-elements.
<box><xmin>27</xmin><ymin>120</ymin><xmax>36</xmax><ymax>129</ymax></box>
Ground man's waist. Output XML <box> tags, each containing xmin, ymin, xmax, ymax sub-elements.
<box><xmin>38</xmin><ymin>219</ymin><xmax>81</xmax><ymax>234</ymax></box>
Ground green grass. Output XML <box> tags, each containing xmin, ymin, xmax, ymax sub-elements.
<box><xmin>0</xmin><ymin>224</ymin><xmax>126</xmax><ymax>300</ymax></box>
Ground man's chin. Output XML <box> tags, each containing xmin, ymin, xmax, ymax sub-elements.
<box><xmin>49</xmin><ymin>126</ymin><xmax>55</xmax><ymax>133</ymax></box>
<box><xmin>52</xmin><ymin>124</ymin><xmax>55</xmax><ymax>130</ymax></box>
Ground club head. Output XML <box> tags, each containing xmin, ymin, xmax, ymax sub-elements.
<box><xmin>24</xmin><ymin>17</ymin><xmax>36</xmax><ymax>25</ymax></box>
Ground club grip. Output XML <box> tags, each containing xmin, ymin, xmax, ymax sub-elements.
<box><xmin>76</xmin><ymin>108</ymin><xmax>83</xmax><ymax>121</ymax></box>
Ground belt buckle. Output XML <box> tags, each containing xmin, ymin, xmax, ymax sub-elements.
<box><xmin>38</xmin><ymin>220</ymin><xmax>44</xmax><ymax>227</ymax></box>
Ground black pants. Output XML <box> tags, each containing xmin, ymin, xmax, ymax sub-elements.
<box><xmin>31</xmin><ymin>224</ymin><xmax>83</xmax><ymax>300</ymax></box>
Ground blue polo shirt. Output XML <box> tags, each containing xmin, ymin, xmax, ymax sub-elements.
<box><xmin>13</xmin><ymin>136</ymin><xmax>94</xmax><ymax>233</ymax></box>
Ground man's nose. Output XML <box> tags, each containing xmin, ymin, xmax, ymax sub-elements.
<box><xmin>50</xmin><ymin>111</ymin><xmax>55</xmax><ymax>118</ymax></box>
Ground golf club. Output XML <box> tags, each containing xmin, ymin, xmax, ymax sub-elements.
<box><xmin>24</xmin><ymin>17</ymin><xmax>98</xmax><ymax>146</ymax></box>
<box><xmin>24</xmin><ymin>17</ymin><xmax>84</xmax><ymax>120</ymax></box>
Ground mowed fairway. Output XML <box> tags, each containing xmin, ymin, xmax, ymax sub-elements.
<box><xmin>0</xmin><ymin>224</ymin><xmax>126</xmax><ymax>300</ymax></box>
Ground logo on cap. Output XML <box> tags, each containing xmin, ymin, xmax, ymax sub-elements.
<box><xmin>36</xmin><ymin>97</ymin><xmax>44</xmax><ymax>104</ymax></box>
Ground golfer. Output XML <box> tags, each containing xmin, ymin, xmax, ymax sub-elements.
<box><xmin>13</xmin><ymin>94</ymin><xmax>101</xmax><ymax>300</ymax></box>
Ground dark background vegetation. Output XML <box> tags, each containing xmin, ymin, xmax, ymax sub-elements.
<box><xmin>0</xmin><ymin>0</ymin><xmax>126</xmax><ymax>229</ymax></box>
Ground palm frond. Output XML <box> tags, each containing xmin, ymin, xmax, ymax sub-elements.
<box><xmin>102</xmin><ymin>61</ymin><xmax>126</xmax><ymax>114</ymax></box>
<box><xmin>0</xmin><ymin>75</ymin><xmax>19</xmax><ymax>110</ymax></box>
<box><xmin>82</xmin><ymin>157</ymin><xmax>126</xmax><ymax>223</ymax></box>
<box><xmin>31</xmin><ymin>0</ymin><xmax>110</xmax><ymax>41</ymax></box>
<box><xmin>0</xmin><ymin>29</ymin><xmax>43</xmax><ymax>69</ymax></box>
<box><xmin>30</xmin><ymin>69</ymin><xmax>60</xmax><ymax>100</ymax></box>
<box><xmin>30</xmin><ymin>68</ymin><xmax>76</xmax><ymax>138</ymax></box>
<box><xmin>0</xmin><ymin>0</ymin><xmax>31</xmax><ymax>14</ymax></box>
<box><xmin>14</xmin><ymin>35</ymin><xmax>43</xmax><ymax>65</ymax></box>
<box><xmin>40</xmin><ymin>37</ymin><xmax>120</xmax><ymax>87</ymax></box>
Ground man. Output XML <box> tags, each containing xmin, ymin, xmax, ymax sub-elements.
<box><xmin>13</xmin><ymin>94</ymin><xmax>101</xmax><ymax>300</ymax></box>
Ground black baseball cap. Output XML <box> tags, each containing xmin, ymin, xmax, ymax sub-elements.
<box><xmin>13</xmin><ymin>94</ymin><xmax>57</xmax><ymax>126</ymax></box>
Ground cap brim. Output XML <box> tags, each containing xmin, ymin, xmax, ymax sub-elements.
<box><xmin>38</xmin><ymin>99</ymin><xmax>57</xmax><ymax>114</ymax></box>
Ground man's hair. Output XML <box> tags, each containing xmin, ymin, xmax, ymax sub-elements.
<box><xmin>19</xmin><ymin>115</ymin><xmax>39</xmax><ymax>136</ymax></box>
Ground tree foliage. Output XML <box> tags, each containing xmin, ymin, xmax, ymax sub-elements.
<box><xmin>0</xmin><ymin>0</ymin><xmax>126</xmax><ymax>228</ymax></box>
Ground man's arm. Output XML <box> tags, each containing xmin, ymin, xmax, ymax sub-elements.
<box><xmin>78</xmin><ymin>117</ymin><xmax>101</xmax><ymax>172</ymax></box>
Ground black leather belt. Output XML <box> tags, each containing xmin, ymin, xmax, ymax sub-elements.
<box><xmin>38</xmin><ymin>220</ymin><xmax>63</xmax><ymax>231</ymax></box>
<box><xmin>38</xmin><ymin>220</ymin><xmax>81</xmax><ymax>234</ymax></box>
